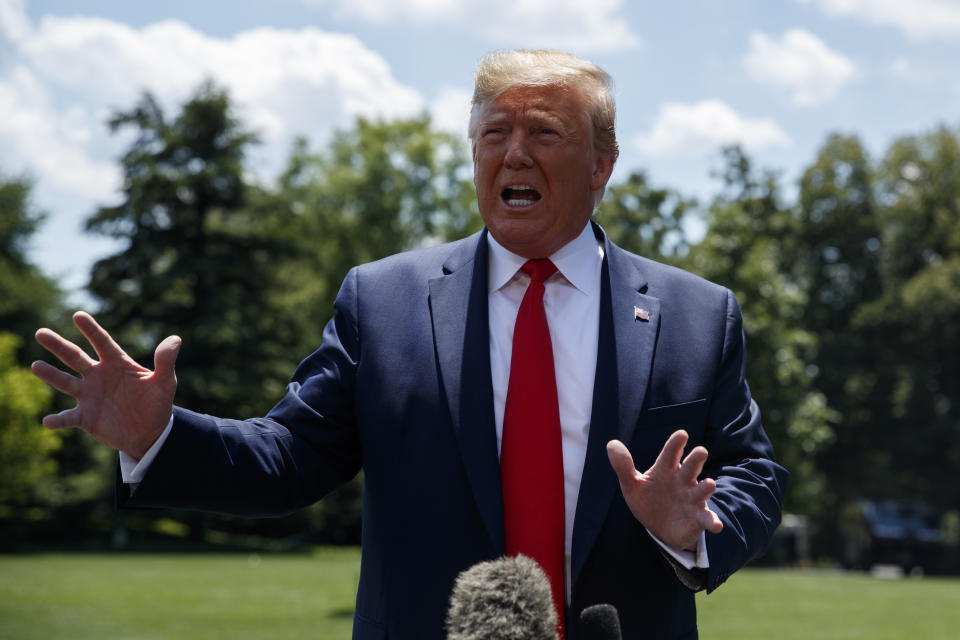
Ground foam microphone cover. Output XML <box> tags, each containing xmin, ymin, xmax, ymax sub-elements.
<box><xmin>579</xmin><ymin>603</ymin><xmax>622</xmax><ymax>640</ymax></box>
<box><xmin>446</xmin><ymin>555</ymin><xmax>559</xmax><ymax>640</ymax></box>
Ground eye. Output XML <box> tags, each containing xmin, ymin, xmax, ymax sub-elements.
<box><xmin>535</xmin><ymin>126</ymin><xmax>561</xmax><ymax>140</ymax></box>
<box><xmin>481</xmin><ymin>127</ymin><xmax>506</xmax><ymax>140</ymax></box>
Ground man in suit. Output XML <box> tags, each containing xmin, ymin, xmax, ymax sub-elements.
<box><xmin>33</xmin><ymin>50</ymin><xmax>787</xmax><ymax>638</ymax></box>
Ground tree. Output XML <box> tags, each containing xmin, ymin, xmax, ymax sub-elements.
<box><xmin>86</xmin><ymin>83</ymin><xmax>303</xmax><ymax>418</ymax></box>
<box><xmin>272</xmin><ymin>116</ymin><xmax>479</xmax><ymax>336</ymax></box>
<box><xmin>0</xmin><ymin>333</ymin><xmax>59</xmax><ymax>512</ymax></box>
<box><xmin>787</xmin><ymin>134</ymin><xmax>885</xmax><ymax>525</ymax></box>
<box><xmin>689</xmin><ymin>148</ymin><xmax>837</xmax><ymax>525</ymax></box>
<box><xmin>787</xmin><ymin>129</ymin><xmax>960</xmax><ymax>516</ymax></box>
<box><xmin>83</xmin><ymin>98</ymin><xmax>478</xmax><ymax>544</ymax></box>
<box><xmin>594</xmin><ymin>170</ymin><xmax>695</xmax><ymax>265</ymax></box>
<box><xmin>855</xmin><ymin>127</ymin><xmax>960</xmax><ymax>510</ymax></box>
<box><xmin>0</xmin><ymin>172</ymin><xmax>64</xmax><ymax>363</ymax></box>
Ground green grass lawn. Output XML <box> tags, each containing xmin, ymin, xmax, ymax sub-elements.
<box><xmin>1</xmin><ymin>551</ymin><xmax>959</xmax><ymax>639</ymax></box>
<box><xmin>0</xmin><ymin>549</ymin><xmax>359</xmax><ymax>640</ymax></box>
<box><xmin>697</xmin><ymin>568</ymin><xmax>960</xmax><ymax>639</ymax></box>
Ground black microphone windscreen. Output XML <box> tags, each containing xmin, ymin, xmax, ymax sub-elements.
<box><xmin>579</xmin><ymin>603</ymin><xmax>622</xmax><ymax>640</ymax></box>
<box><xmin>446</xmin><ymin>555</ymin><xmax>559</xmax><ymax>640</ymax></box>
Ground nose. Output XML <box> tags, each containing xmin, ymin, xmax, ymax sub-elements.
<box><xmin>503</xmin><ymin>131</ymin><xmax>533</xmax><ymax>169</ymax></box>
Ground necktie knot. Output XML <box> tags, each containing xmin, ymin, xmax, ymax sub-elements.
<box><xmin>521</xmin><ymin>258</ymin><xmax>557</xmax><ymax>285</ymax></box>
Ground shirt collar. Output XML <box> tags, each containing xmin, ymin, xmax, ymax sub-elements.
<box><xmin>487</xmin><ymin>222</ymin><xmax>603</xmax><ymax>295</ymax></box>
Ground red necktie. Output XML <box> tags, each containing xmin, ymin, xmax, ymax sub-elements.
<box><xmin>500</xmin><ymin>258</ymin><xmax>566</xmax><ymax>637</ymax></box>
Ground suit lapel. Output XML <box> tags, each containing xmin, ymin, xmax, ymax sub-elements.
<box><xmin>428</xmin><ymin>230</ymin><xmax>505</xmax><ymax>554</ymax></box>
<box><xmin>426</xmin><ymin>224</ymin><xmax>662</xmax><ymax>574</ymax></box>
<box><xmin>571</xmin><ymin>223</ymin><xmax>661</xmax><ymax>588</ymax></box>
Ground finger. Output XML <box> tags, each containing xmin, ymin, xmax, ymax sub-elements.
<box><xmin>606</xmin><ymin>440</ymin><xmax>642</xmax><ymax>484</ymax></box>
<box><xmin>73</xmin><ymin>311</ymin><xmax>126</xmax><ymax>362</ymax></box>
<box><xmin>678</xmin><ymin>446</ymin><xmax>709</xmax><ymax>485</ymax></box>
<box><xmin>698</xmin><ymin>506</ymin><xmax>724</xmax><ymax>534</ymax></box>
<box><xmin>42</xmin><ymin>406</ymin><xmax>82</xmax><ymax>430</ymax></box>
<box><xmin>153</xmin><ymin>335</ymin><xmax>182</xmax><ymax>379</ymax></box>
<box><xmin>35</xmin><ymin>328</ymin><xmax>95</xmax><ymax>374</ymax></box>
<box><xmin>689</xmin><ymin>477</ymin><xmax>717</xmax><ymax>504</ymax></box>
<box><xmin>31</xmin><ymin>360</ymin><xmax>82</xmax><ymax>397</ymax></box>
<box><xmin>650</xmin><ymin>430</ymin><xmax>688</xmax><ymax>474</ymax></box>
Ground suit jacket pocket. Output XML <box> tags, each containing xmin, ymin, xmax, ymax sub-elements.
<box><xmin>632</xmin><ymin>398</ymin><xmax>708</xmax><ymax>468</ymax></box>
<box><xmin>641</xmin><ymin>398</ymin><xmax>708</xmax><ymax>435</ymax></box>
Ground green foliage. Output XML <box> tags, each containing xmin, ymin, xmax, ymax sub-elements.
<box><xmin>81</xmin><ymin>92</ymin><xmax>479</xmax><ymax>544</ymax></box>
<box><xmin>847</xmin><ymin>127</ymin><xmax>960</xmax><ymax>508</ymax></box>
<box><xmin>0</xmin><ymin>333</ymin><xmax>59</xmax><ymax>509</ymax></box>
<box><xmin>0</xmin><ymin>173</ymin><xmax>64</xmax><ymax>362</ymax></box>
<box><xmin>86</xmin><ymin>82</ymin><xmax>303</xmax><ymax>418</ymax></box>
<box><xmin>688</xmin><ymin>148</ymin><xmax>838</xmax><ymax>522</ymax></box>
<box><xmin>780</xmin><ymin>134</ymin><xmax>881</xmax><ymax>522</ymax></box>
<box><xmin>594</xmin><ymin>170</ymin><xmax>695</xmax><ymax>264</ymax></box>
<box><xmin>271</xmin><ymin>116</ymin><xmax>478</xmax><ymax>335</ymax></box>
<box><xmin>0</xmin><ymin>173</ymin><xmax>107</xmax><ymax>541</ymax></box>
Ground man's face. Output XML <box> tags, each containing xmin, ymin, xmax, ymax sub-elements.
<box><xmin>472</xmin><ymin>84</ymin><xmax>615</xmax><ymax>259</ymax></box>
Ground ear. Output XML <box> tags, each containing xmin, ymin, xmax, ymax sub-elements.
<box><xmin>590</xmin><ymin>152</ymin><xmax>616</xmax><ymax>192</ymax></box>
<box><xmin>472</xmin><ymin>142</ymin><xmax>480</xmax><ymax>188</ymax></box>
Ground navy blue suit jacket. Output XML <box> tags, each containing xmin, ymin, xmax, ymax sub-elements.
<box><xmin>121</xmin><ymin>224</ymin><xmax>787</xmax><ymax>639</ymax></box>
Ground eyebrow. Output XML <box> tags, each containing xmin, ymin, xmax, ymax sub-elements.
<box><xmin>480</xmin><ymin>109</ymin><xmax>569</xmax><ymax>129</ymax></box>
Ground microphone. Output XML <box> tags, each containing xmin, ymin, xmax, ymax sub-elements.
<box><xmin>579</xmin><ymin>603</ymin><xmax>622</xmax><ymax>640</ymax></box>
<box><xmin>446</xmin><ymin>554</ymin><xmax>559</xmax><ymax>640</ymax></box>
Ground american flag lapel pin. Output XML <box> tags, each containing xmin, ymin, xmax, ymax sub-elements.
<box><xmin>634</xmin><ymin>306</ymin><xmax>650</xmax><ymax>322</ymax></box>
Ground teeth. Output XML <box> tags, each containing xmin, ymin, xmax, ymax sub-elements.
<box><xmin>501</xmin><ymin>184</ymin><xmax>540</xmax><ymax>207</ymax></box>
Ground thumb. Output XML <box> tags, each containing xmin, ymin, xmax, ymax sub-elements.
<box><xmin>154</xmin><ymin>335</ymin><xmax>182</xmax><ymax>380</ymax></box>
<box><xmin>606</xmin><ymin>440</ymin><xmax>641</xmax><ymax>484</ymax></box>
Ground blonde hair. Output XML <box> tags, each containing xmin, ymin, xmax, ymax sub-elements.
<box><xmin>468</xmin><ymin>49</ymin><xmax>619</xmax><ymax>160</ymax></box>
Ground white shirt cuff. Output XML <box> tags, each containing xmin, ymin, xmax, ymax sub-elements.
<box><xmin>118</xmin><ymin>413</ymin><xmax>175</xmax><ymax>486</ymax></box>
<box><xmin>647</xmin><ymin>530</ymin><xmax>710</xmax><ymax>570</ymax></box>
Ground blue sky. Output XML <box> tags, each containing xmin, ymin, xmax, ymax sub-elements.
<box><xmin>3</xmin><ymin>0</ymin><xmax>960</xmax><ymax>302</ymax></box>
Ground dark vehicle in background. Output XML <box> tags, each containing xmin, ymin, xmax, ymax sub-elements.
<box><xmin>840</xmin><ymin>500</ymin><xmax>944</xmax><ymax>573</ymax></box>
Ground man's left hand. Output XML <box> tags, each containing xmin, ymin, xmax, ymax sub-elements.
<box><xmin>606</xmin><ymin>431</ymin><xmax>723</xmax><ymax>551</ymax></box>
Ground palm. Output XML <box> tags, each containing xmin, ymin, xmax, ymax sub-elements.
<box><xmin>607</xmin><ymin>431</ymin><xmax>723</xmax><ymax>551</ymax></box>
<box><xmin>32</xmin><ymin>311</ymin><xmax>180</xmax><ymax>458</ymax></box>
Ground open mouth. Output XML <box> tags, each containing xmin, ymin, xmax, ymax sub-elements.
<box><xmin>501</xmin><ymin>184</ymin><xmax>542</xmax><ymax>208</ymax></box>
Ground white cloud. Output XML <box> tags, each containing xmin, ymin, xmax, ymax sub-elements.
<box><xmin>798</xmin><ymin>0</ymin><xmax>960</xmax><ymax>39</ymax></box>
<box><xmin>0</xmin><ymin>6</ymin><xmax>427</xmax><ymax>198</ymax></box>
<box><xmin>890</xmin><ymin>57</ymin><xmax>911</xmax><ymax>77</ymax></box>
<box><xmin>887</xmin><ymin>55</ymin><xmax>957</xmax><ymax>90</ymax></box>
<box><xmin>17</xmin><ymin>17</ymin><xmax>424</xmax><ymax>141</ymax></box>
<box><xmin>0</xmin><ymin>0</ymin><xmax>31</xmax><ymax>43</ymax></box>
<box><xmin>634</xmin><ymin>100</ymin><xmax>791</xmax><ymax>157</ymax></box>
<box><xmin>429</xmin><ymin>86</ymin><xmax>472</xmax><ymax>141</ymax></box>
<box><xmin>307</xmin><ymin>0</ymin><xmax>640</xmax><ymax>52</ymax></box>
<box><xmin>744</xmin><ymin>29</ymin><xmax>856</xmax><ymax>106</ymax></box>
<box><xmin>0</xmin><ymin>2</ymin><xmax>429</xmax><ymax>292</ymax></box>
<box><xmin>0</xmin><ymin>65</ymin><xmax>121</xmax><ymax>200</ymax></box>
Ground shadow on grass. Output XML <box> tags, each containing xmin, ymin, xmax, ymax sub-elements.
<box><xmin>327</xmin><ymin>607</ymin><xmax>355</xmax><ymax>620</ymax></box>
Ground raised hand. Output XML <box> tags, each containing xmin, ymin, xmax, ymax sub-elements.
<box><xmin>606</xmin><ymin>431</ymin><xmax>723</xmax><ymax>552</ymax></box>
<box><xmin>31</xmin><ymin>311</ymin><xmax>181</xmax><ymax>459</ymax></box>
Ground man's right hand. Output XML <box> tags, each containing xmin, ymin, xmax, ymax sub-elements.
<box><xmin>31</xmin><ymin>311</ymin><xmax>181</xmax><ymax>460</ymax></box>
